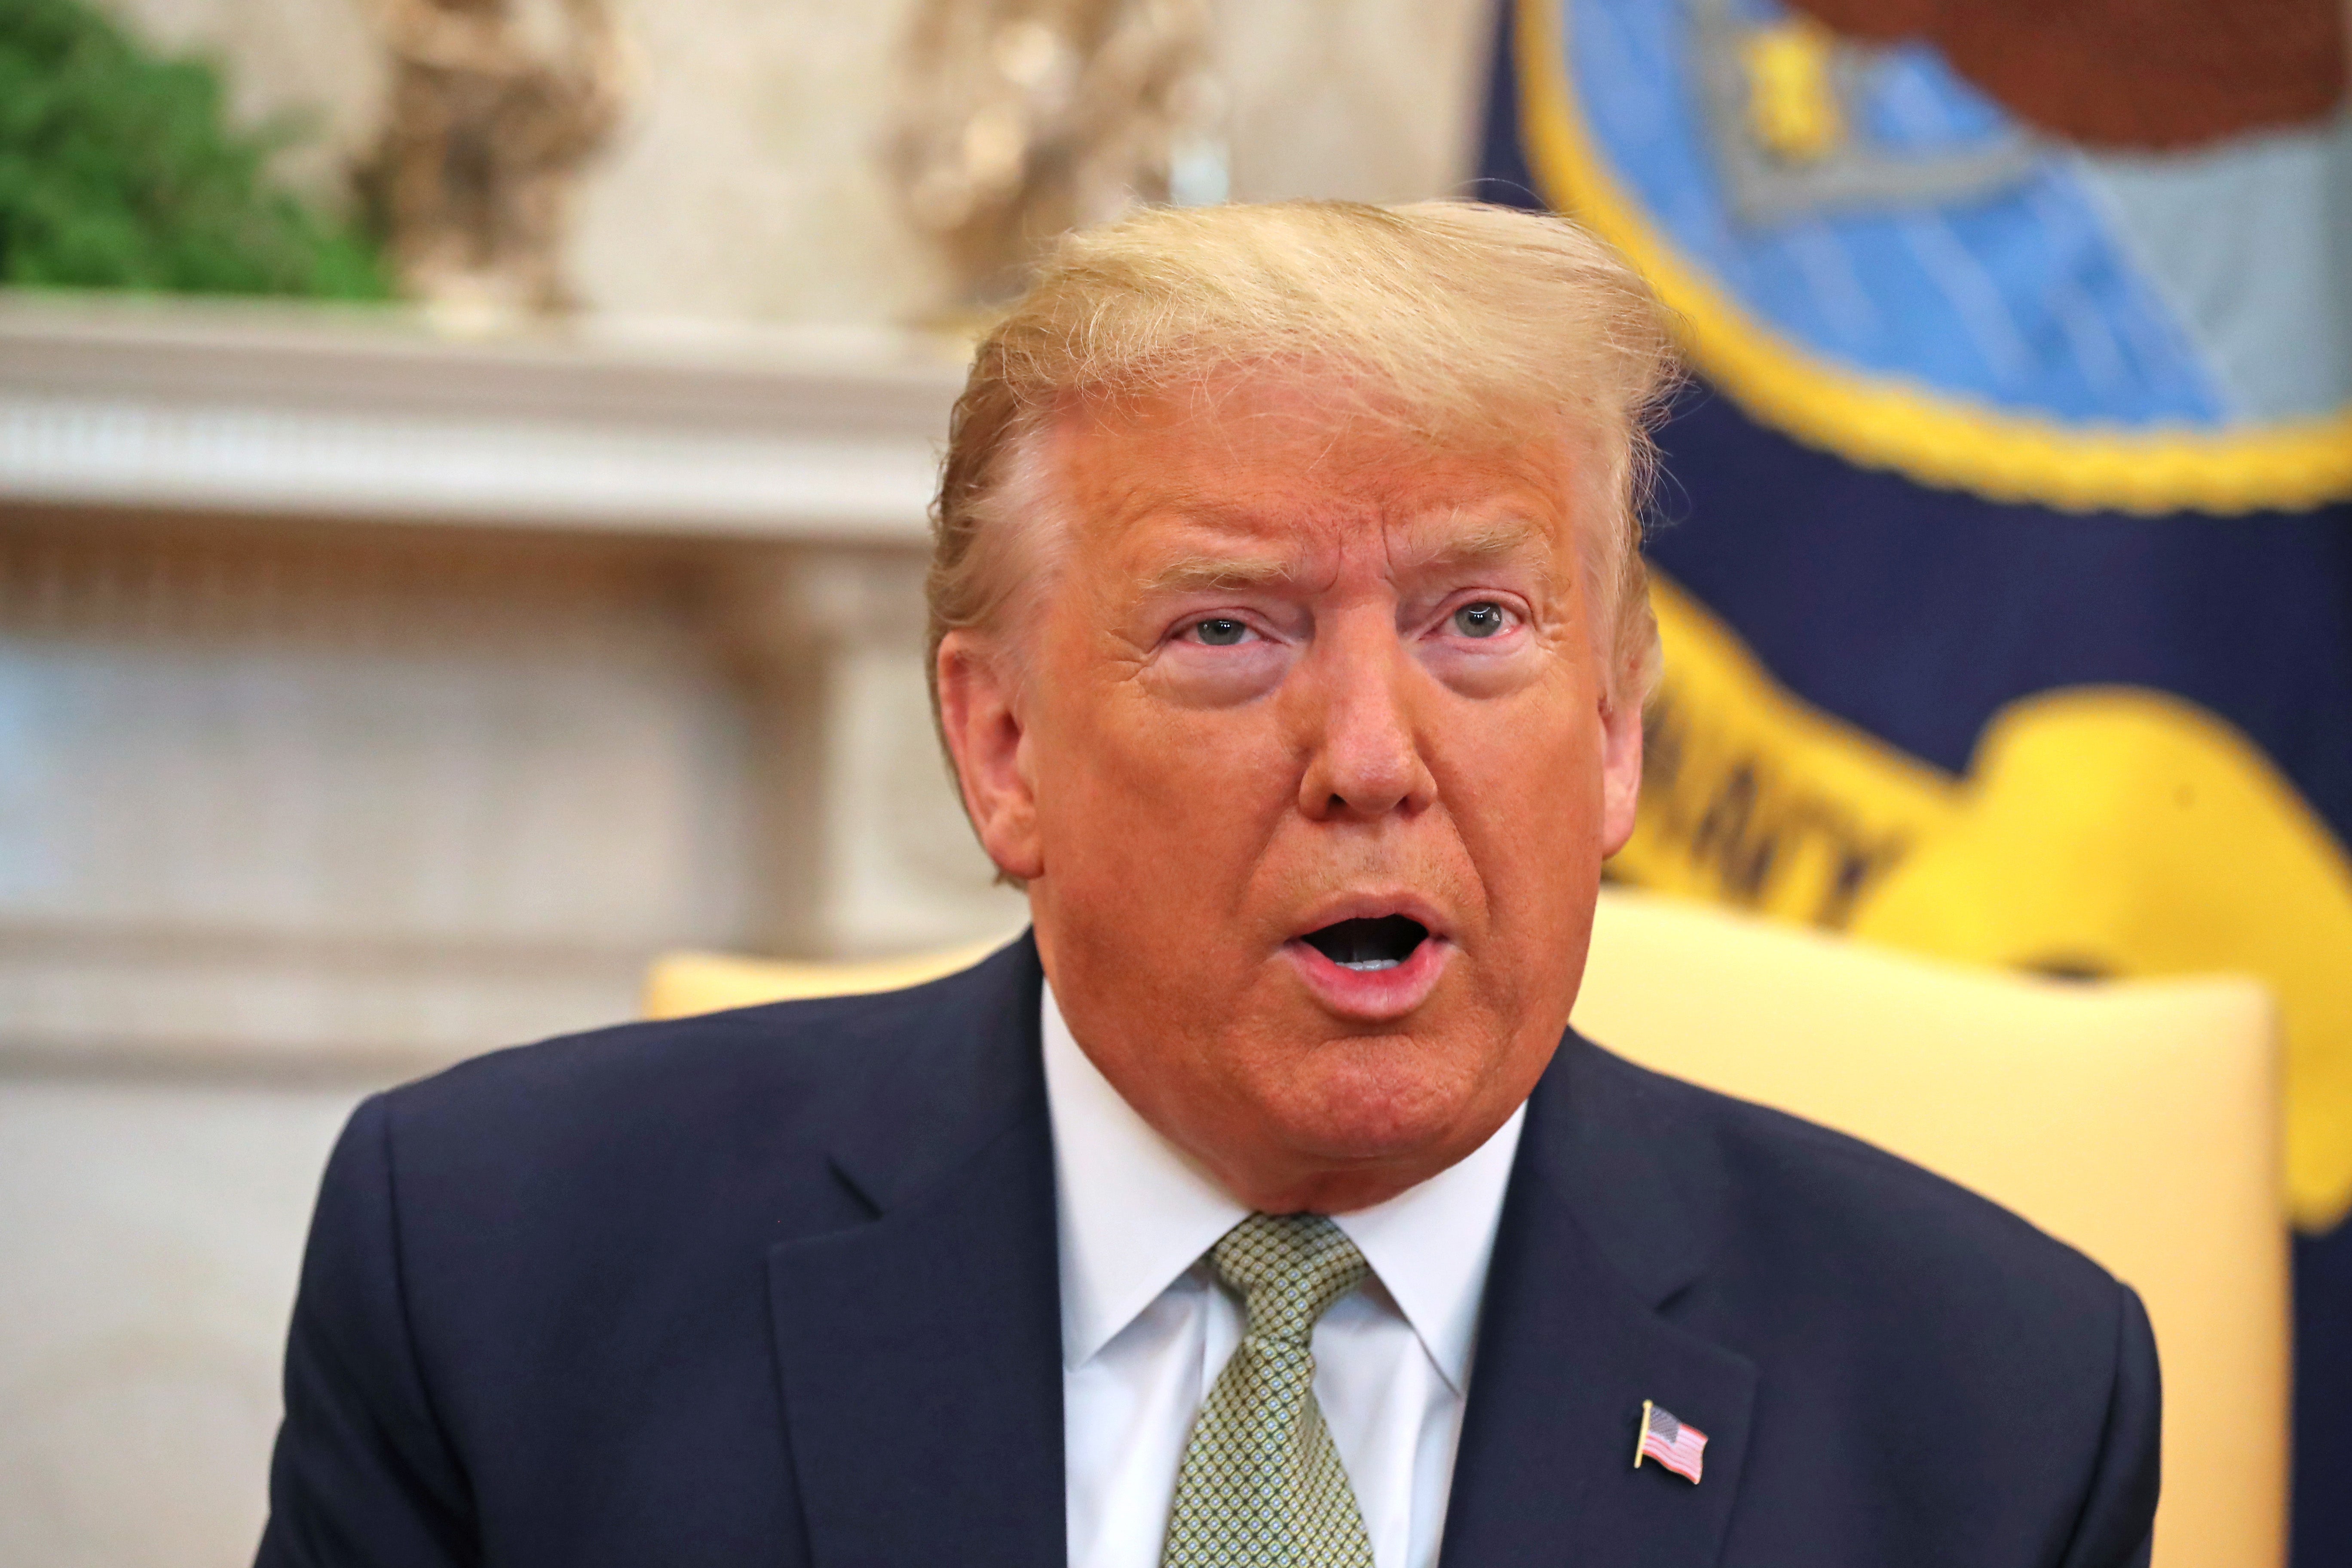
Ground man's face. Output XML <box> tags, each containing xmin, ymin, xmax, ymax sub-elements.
<box><xmin>938</xmin><ymin>376</ymin><xmax>1644</xmax><ymax>1212</ymax></box>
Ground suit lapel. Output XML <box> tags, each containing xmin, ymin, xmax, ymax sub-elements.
<box><xmin>765</xmin><ymin>937</ymin><xmax>1066</xmax><ymax>1568</ymax></box>
<box><xmin>1440</xmin><ymin>1034</ymin><xmax>1758</xmax><ymax>1568</ymax></box>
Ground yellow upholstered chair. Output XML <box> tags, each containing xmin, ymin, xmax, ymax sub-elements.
<box><xmin>646</xmin><ymin>886</ymin><xmax>2286</xmax><ymax>1568</ymax></box>
<box><xmin>643</xmin><ymin>937</ymin><xmax>1014</xmax><ymax>1019</ymax></box>
<box><xmin>1571</xmin><ymin>889</ymin><xmax>2285</xmax><ymax>1568</ymax></box>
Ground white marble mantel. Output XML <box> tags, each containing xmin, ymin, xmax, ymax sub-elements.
<box><xmin>0</xmin><ymin>296</ymin><xmax>967</xmax><ymax>542</ymax></box>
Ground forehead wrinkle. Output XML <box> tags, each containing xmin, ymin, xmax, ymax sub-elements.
<box><xmin>1128</xmin><ymin>506</ymin><xmax>1559</xmax><ymax>605</ymax></box>
<box><xmin>1102</xmin><ymin>487</ymin><xmax>1331</xmax><ymax>597</ymax></box>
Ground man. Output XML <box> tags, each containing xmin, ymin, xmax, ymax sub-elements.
<box><xmin>257</xmin><ymin>202</ymin><xmax>2158</xmax><ymax>1568</ymax></box>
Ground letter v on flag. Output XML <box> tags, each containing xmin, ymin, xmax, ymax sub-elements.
<box><xmin>1635</xmin><ymin>1399</ymin><xmax>1707</xmax><ymax>1483</ymax></box>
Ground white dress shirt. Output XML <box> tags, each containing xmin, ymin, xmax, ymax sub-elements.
<box><xmin>1043</xmin><ymin>983</ymin><xmax>1525</xmax><ymax>1568</ymax></box>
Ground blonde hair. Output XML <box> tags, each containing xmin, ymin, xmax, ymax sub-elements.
<box><xmin>926</xmin><ymin>199</ymin><xmax>1679</xmax><ymax>716</ymax></box>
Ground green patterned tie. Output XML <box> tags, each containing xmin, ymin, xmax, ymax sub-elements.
<box><xmin>1160</xmin><ymin>1213</ymin><xmax>1377</xmax><ymax>1568</ymax></box>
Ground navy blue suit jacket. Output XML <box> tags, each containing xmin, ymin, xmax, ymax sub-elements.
<box><xmin>257</xmin><ymin>934</ymin><xmax>2159</xmax><ymax>1566</ymax></box>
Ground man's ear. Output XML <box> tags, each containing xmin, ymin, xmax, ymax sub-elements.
<box><xmin>936</xmin><ymin>630</ymin><xmax>1045</xmax><ymax>882</ymax></box>
<box><xmin>1597</xmin><ymin>680</ymin><xmax>1645</xmax><ymax>860</ymax></box>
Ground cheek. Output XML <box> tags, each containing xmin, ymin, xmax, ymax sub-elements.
<box><xmin>1436</xmin><ymin>688</ymin><xmax>1608</xmax><ymax>897</ymax></box>
<box><xmin>1040</xmin><ymin>681</ymin><xmax>1295</xmax><ymax>882</ymax></box>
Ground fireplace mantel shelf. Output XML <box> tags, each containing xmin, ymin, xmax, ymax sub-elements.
<box><xmin>0</xmin><ymin>294</ymin><xmax>968</xmax><ymax>544</ymax></box>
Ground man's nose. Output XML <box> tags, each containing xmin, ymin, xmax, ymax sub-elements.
<box><xmin>1292</xmin><ymin>620</ymin><xmax>1437</xmax><ymax>822</ymax></box>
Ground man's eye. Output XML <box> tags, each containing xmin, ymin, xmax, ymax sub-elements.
<box><xmin>1193</xmin><ymin>618</ymin><xmax>1250</xmax><ymax>646</ymax></box>
<box><xmin>1452</xmin><ymin>602</ymin><xmax>1509</xmax><ymax>638</ymax></box>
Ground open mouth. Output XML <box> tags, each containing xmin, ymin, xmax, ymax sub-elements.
<box><xmin>1300</xmin><ymin>915</ymin><xmax>1430</xmax><ymax>972</ymax></box>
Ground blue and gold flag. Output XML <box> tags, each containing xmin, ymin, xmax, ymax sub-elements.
<box><xmin>1479</xmin><ymin>2</ymin><xmax>2352</xmax><ymax>1558</ymax></box>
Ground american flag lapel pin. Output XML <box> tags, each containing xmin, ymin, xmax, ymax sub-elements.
<box><xmin>1633</xmin><ymin>1399</ymin><xmax>1708</xmax><ymax>1484</ymax></box>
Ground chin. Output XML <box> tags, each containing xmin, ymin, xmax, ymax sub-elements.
<box><xmin>1265</xmin><ymin>1043</ymin><xmax>1483</xmax><ymax>1164</ymax></box>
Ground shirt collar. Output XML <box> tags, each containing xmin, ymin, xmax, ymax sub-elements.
<box><xmin>1042</xmin><ymin>980</ymin><xmax>1526</xmax><ymax>1393</ymax></box>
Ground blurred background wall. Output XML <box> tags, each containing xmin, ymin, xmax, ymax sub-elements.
<box><xmin>90</xmin><ymin>0</ymin><xmax>1498</xmax><ymax>322</ymax></box>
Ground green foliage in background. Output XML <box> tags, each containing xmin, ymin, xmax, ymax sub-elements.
<box><xmin>0</xmin><ymin>0</ymin><xmax>388</xmax><ymax>297</ymax></box>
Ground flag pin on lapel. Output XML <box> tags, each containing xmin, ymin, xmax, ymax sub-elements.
<box><xmin>1634</xmin><ymin>1399</ymin><xmax>1708</xmax><ymax>1484</ymax></box>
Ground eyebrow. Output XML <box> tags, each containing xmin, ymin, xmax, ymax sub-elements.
<box><xmin>1405</xmin><ymin>515</ymin><xmax>1549</xmax><ymax>572</ymax></box>
<box><xmin>1133</xmin><ymin>515</ymin><xmax>1555</xmax><ymax>599</ymax></box>
<box><xmin>1137</xmin><ymin>554</ymin><xmax>1296</xmax><ymax>596</ymax></box>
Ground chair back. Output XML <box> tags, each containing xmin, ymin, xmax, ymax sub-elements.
<box><xmin>1572</xmin><ymin>888</ymin><xmax>2284</xmax><ymax>1568</ymax></box>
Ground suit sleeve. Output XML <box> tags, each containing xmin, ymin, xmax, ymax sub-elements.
<box><xmin>255</xmin><ymin>1093</ymin><xmax>478</xmax><ymax>1568</ymax></box>
<box><xmin>2055</xmin><ymin>1282</ymin><xmax>2163</xmax><ymax>1568</ymax></box>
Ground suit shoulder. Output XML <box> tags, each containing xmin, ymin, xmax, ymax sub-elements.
<box><xmin>373</xmin><ymin>947</ymin><xmax>1022</xmax><ymax>1184</ymax></box>
<box><xmin>1583</xmin><ymin>1042</ymin><xmax>2129</xmax><ymax>1322</ymax></box>
<box><xmin>1562</xmin><ymin>1045</ymin><xmax>2159</xmax><ymax>1560</ymax></box>
<box><xmin>394</xmin><ymin>980</ymin><xmax>938</xmax><ymax>1109</ymax></box>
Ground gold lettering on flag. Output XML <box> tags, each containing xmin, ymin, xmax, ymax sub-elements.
<box><xmin>1614</xmin><ymin>574</ymin><xmax>2352</xmax><ymax>1229</ymax></box>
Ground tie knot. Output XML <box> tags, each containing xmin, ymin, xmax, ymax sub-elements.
<box><xmin>1208</xmin><ymin>1213</ymin><xmax>1369</xmax><ymax>1346</ymax></box>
